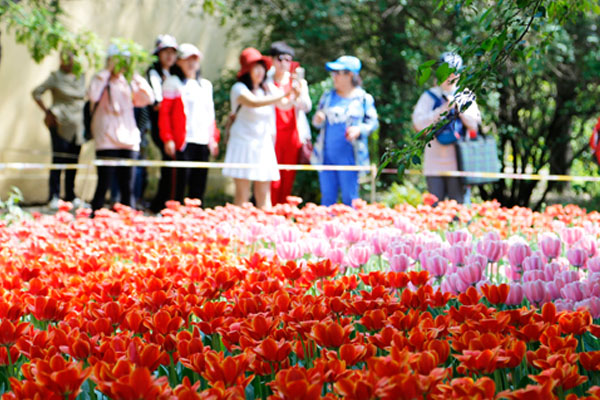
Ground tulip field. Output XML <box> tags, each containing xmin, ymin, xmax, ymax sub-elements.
<box><xmin>2</xmin><ymin>197</ymin><xmax>600</xmax><ymax>399</ymax></box>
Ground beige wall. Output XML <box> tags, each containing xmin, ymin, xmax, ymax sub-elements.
<box><xmin>0</xmin><ymin>0</ymin><xmax>243</xmax><ymax>203</ymax></box>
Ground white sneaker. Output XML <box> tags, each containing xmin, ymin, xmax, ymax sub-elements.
<box><xmin>48</xmin><ymin>197</ymin><xmax>60</xmax><ymax>210</ymax></box>
<box><xmin>71</xmin><ymin>198</ymin><xmax>88</xmax><ymax>209</ymax></box>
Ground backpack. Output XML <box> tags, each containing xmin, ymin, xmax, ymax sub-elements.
<box><xmin>590</xmin><ymin>116</ymin><xmax>600</xmax><ymax>164</ymax></box>
<box><xmin>83</xmin><ymin>83</ymin><xmax>110</xmax><ymax>141</ymax></box>
<box><xmin>425</xmin><ymin>90</ymin><xmax>465</xmax><ymax>145</ymax></box>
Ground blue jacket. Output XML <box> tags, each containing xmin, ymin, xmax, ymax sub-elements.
<box><xmin>311</xmin><ymin>88</ymin><xmax>379</xmax><ymax>170</ymax></box>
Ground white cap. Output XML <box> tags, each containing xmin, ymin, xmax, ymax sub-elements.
<box><xmin>177</xmin><ymin>43</ymin><xmax>203</xmax><ymax>61</ymax></box>
<box><xmin>154</xmin><ymin>34</ymin><xmax>178</xmax><ymax>54</ymax></box>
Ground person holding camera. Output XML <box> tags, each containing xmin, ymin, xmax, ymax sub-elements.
<box><xmin>87</xmin><ymin>44</ymin><xmax>154</xmax><ymax>214</ymax></box>
<box><xmin>412</xmin><ymin>52</ymin><xmax>481</xmax><ymax>205</ymax></box>
<box><xmin>265</xmin><ymin>41</ymin><xmax>312</xmax><ymax>205</ymax></box>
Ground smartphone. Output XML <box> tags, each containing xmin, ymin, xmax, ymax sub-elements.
<box><xmin>295</xmin><ymin>67</ymin><xmax>305</xmax><ymax>81</ymax></box>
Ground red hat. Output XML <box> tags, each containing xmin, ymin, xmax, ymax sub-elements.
<box><xmin>237</xmin><ymin>47</ymin><xmax>272</xmax><ymax>78</ymax></box>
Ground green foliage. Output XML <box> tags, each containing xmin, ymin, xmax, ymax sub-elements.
<box><xmin>0</xmin><ymin>1</ymin><xmax>102</xmax><ymax>76</ymax></box>
<box><xmin>0</xmin><ymin>187</ymin><xmax>30</xmax><ymax>225</ymax></box>
<box><xmin>109</xmin><ymin>38</ymin><xmax>154</xmax><ymax>81</ymax></box>
<box><xmin>202</xmin><ymin>0</ymin><xmax>600</xmax><ymax>208</ymax></box>
<box><xmin>380</xmin><ymin>181</ymin><xmax>424</xmax><ymax>208</ymax></box>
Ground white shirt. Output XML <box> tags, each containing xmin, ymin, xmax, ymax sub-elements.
<box><xmin>182</xmin><ymin>78</ymin><xmax>214</xmax><ymax>145</ymax></box>
<box><xmin>229</xmin><ymin>82</ymin><xmax>276</xmax><ymax>142</ymax></box>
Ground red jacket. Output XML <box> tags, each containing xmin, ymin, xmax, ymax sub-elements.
<box><xmin>159</xmin><ymin>76</ymin><xmax>219</xmax><ymax>151</ymax></box>
<box><xmin>159</xmin><ymin>76</ymin><xmax>187</xmax><ymax>151</ymax></box>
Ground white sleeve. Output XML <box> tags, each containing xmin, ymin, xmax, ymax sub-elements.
<box><xmin>230</xmin><ymin>82</ymin><xmax>250</xmax><ymax>112</ymax></box>
<box><xmin>148</xmin><ymin>69</ymin><xmax>164</xmax><ymax>103</ymax></box>
<box><xmin>412</xmin><ymin>92</ymin><xmax>442</xmax><ymax>132</ymax></box>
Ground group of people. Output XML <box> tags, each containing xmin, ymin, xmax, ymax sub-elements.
<box><xmin>33</xmin><ymin>33</ymin><xmax>477</xmax><ymax>213</ymax></box>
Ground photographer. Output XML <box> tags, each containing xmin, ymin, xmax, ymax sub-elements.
<box><xmin>412</xmin><ymin>52</ymin><xmax>481</xmax><ymax>205</ymax></box>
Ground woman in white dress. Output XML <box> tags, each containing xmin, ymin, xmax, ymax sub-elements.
<box><xmin>223</xmin><ymin>47</ymin><xmax>298</xmax><ymax>209</ymax></box>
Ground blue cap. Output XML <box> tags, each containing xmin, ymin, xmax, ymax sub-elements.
<box><xmin>325</xmin><ymin>55</ymin><xmax>361</xmax><ymax>74</ymax></box>
<box><xmin>439</xmin><ymin>52</ymin><xmax>463</xmax><ymax>72</ymax></box>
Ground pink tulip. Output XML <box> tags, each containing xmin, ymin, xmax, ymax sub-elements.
<box><xmin>446</xmin><ymin>229</ymin><xmax>472</xmax><ymax>246</ymax></box>
<box><xmin>370</xmin><ymin>231</ymin><xmax>392</xmax><ymax>256</ymax></box>
<box><xmin>465</xmin><ymin>254</ymin><xmax>488</xmax><ymax>267</ymax></box>
<box><xmin>483</xmin><ymin>231</ymin><xmax>502</xmax><ymax>242</ymax></box>
<box><xmin>446</xmin><ymin>273</ymin><xmax>469</xmax><ymax>293</ymax></box>
<box><xmin>522</xmin><ymin>255</ymin><xmax>544</xmax><ymax>271</ymax></box>
<box><xmin>543</xmin><ymin>262</ymin><xmax>563</xmax><ymax>281</ymax></box>
<box><xmin>505</xmin><ymin>284</ymin><xmax>524</xmax><ymax>306</ymax></box>
<box><xmin>554</xmin><ymin>298</ymin><xmax>575</xmax><ymax>313</ymax></box>
<box><xmin>566</xmin><ymin>247</ymin><xmax>587</xmax><ymax>268</ymax></box>
<box><xmin>561</xmin><ymin>282</ymin><xmax>585</xmax><ymax>302</ymax></box>
<box><xmin>423</xmin><ymin>255</ymin><xmax>449</xmax><ymax>278</ymax></box>
<box><xmin>507</xmin><ymin>265</ymin><xmax>522</xmax><ymax>282</ymax></box>
<box><xmin>545</xmin><ymin>281</ymin><xmax>561</xmax><ymax>300</ymax></box>
<box><xmin>524</xmin><ymin>280</ymin><xmax>550</xmax><ymax>305</ymax></box>
<box><xmin>277</xmin><ymin>226</ymin><xmax>301</xmax><ymax>243</ymax></box>
<box><xmin>477</xmin><ymin>240</ymin><xmax>503</xmax><ymax>263</ymax></box>
<box><xmin>588</xmin><ymin>257</ymin><xmax>600</xmax><ymax>273</ymax></box>
<box><xmin>575</xmin><ymin>235</ymin><xmax>597</xmax><ymax>258</ymax></box>
<box><xmin>343</xmin><ymin>224</ymin><xmax>365</xmax><ymax>244</ymax></box>
<box><xmin>576</xmin><ymin>297</ymin><xmax>600</xmax><ymax>319</ymax></box>
<box><xmin>412</xmin><ymin>244</ymin><xmax>424</xmax><ymax>261</ymax></box>
<box><xmin>248</xmin><ymin>222</ymin><xmax>264</xmax><ymax>241</ymax></box>
<box><xmin>538</xmin><ymin>234</ymin><xmax>562</xmax><ymax>260</ymax></box>
<box><xmin>323</xmin><ymin>221</ymin><xmax>342</xmax><ymax>239</ymax></box>
<box><xmin>389</xmin><ymin>254</ymin><xmax>410</xmax><ymax>272</ymax></box>
<box><xmin>347</xmin><ymin>244</ymin><xmax>372</xmax><ymax>269</ymax></box>
<box><xmin>457</xmin><ymin>263</ymin><xmax>483</xmax><ymax>286</ymax></box>
<box><xmin>276</xmin><ymin>242</ymin><xmax>303</xmax><ymax>261</ymax></box>
<box><xmin>507</xmin><ymin>242</ymin><xmax>532</xmax><ymax>268</ymax></box>
<box><xmin>560</xmin><ymin>227</ymin><xmax>584</xmax><ymax>247</ymax></box>
<box><xmin>558</xmin><ymin>270</ymin><xmax>581</xmax><ymax>284</ymax></box>
<box><xmin>310</xmin><ymin>238</ymin><xmax>330</xmax><ymax>258</ymax></box>
<box><xmin>327</xmin><ymin>247</ymin><xmax>345</xmax><ymax>266</ymax></box>
<box><xmin>446</xmin><ymin>244</ymin><xmax>471</xmax><ymax>267</ymax></box>
<box><xmin>393</xmin><ymin>217</ymin><xmax>417</xmax><ymax>234</ymax></box>
<box><xmin>523</xmin><ymin>270</ymin><xmax>546</xmax><ymax>282</ymax></box>
<box><xmin>385</xmin><ymin>241</ymin><xmax>411</xmax><ymax>258</ymax></box>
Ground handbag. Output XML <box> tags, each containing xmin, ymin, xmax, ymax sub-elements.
<box><xmin>298</xmin><ymin>141</ymin><xmax>313</xmax><ymax>165</ymax></box>
<box><xmin>83</xmin><ymin>83</ymin><xmax>110</xmax><ymax>141</ymax></box>
<box><xmin>455</xmin><ymin>133</ymin><xmax>501</xmax><ymax>185</ymax></box>
<box><xmin>223</xmin><ymin>104</ymin><xmax>242</xmax><ymax>144</ymax></box>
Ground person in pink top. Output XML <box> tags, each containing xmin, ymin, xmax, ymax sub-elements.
<box><xmin>88</xmin><ymin>44</ymin><xmax>154</xmax><ymax>213</ymax></box>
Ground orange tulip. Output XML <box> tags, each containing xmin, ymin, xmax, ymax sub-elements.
<box><xmin>202</xmin><ymin>351</ymin><xmax>254</xmax><ymax>389</ymax></box>
<box><xmin>0</xmin><ymin>320</ymin><xmax>29</xmax><ymax>346</ymax></box>
<box><xmin>334</xmin><ymin>371</ymin><xmax>376</xmax><ymax>400</ymax></box>
<box><xmin>252</xmin><ymin>337</ymin><xmax>292</xmax><ymax>364</ymax></box>
<box><xmin>309</xmin><ymin>320</ymin><xmax>352</xmax><ymax>349</ymax></box>
<box><xmin>558</xmin><ymin>311</ymin><xmax>591</xmax><ymax>335</ymax></box>
<box><xmin>580</xmin><ymin>351</ymin><xmax>600</xmax><ymax>371</ymax></box>
<box><xmin>433</xmin><ymin>377</ymin><xmax>496</xmax><ymax>400</ymax></box>
<box><xmin>21</xmin><ymin>354</ymin><xmax>91</xmax><ymax>400</ymax></box>
<box><xmin>481</xmin><ymin>283</ymin><xmax>510</xmax><ymax>305</ymax></box>
<box><xmin>270</xmin><ymin>366</ymin><xmax>322</xmax><ymax>400</ymax></box>
<box><xmin>497</xmin><ymin>380</ymin><xmax>556</xmax><ymax>400</ymax></box>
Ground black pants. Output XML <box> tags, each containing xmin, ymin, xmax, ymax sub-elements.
<box><xmin>92</xmin><ymin>149</ymin><xmax>138</xmax><ymax>211</ymax></box>
<box><xmin>49</xmin><ymin>127</ymin><xmax>81</xmax><ymax>201</ymax></box>
<box><xmin>426</xmin><ymin>176</ymin><xmax>465</xmax><ymax>204</ymax></box>
<box><xmin>175</xmin><ymin>143</ymin><xmax>210</xmax><ymax>204</ymax></box>
<box><xmin>149</xmin><ymin>119</ymin><xmax>176</xmax><ymax>213</ymax></box>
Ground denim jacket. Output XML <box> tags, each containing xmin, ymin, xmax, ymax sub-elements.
<box><xmin>311</xmin><ymin>88</ymin><xmax>379</xmax><ymax>172</ymax></box>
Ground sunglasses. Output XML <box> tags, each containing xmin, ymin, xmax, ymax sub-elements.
<box><xmin>276</xmin><ymin>55</ymin><xmax>293</xmax><ymax>62</ymax></box>
<box><xmin>330</xmin><ymin>70</ymin><xmax>350</xmax><ymax>76</ymax></box>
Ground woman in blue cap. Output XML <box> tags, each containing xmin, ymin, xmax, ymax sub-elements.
<box><xmin>312</xmin><ymin>55</ymin><xmax>379</xmax><ymax>206</ymax></box>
